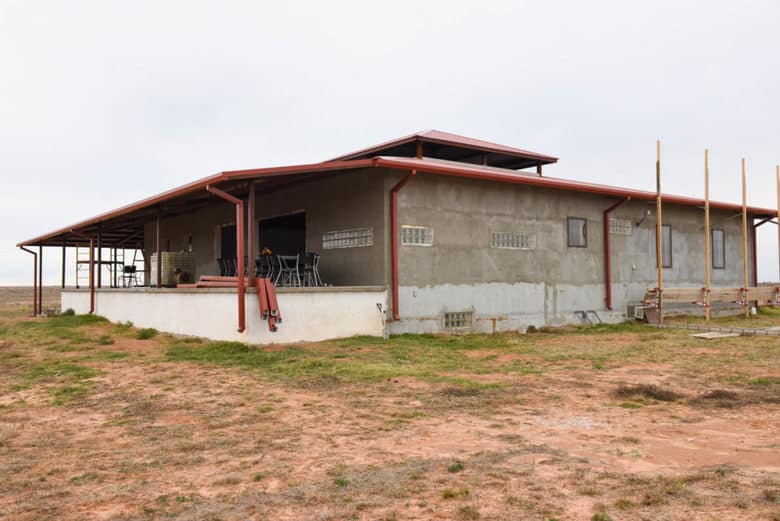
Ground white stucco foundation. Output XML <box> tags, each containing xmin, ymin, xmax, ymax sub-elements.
<box><xmin>62</xmin><ymin>286</ymin><xmax>388</xmax><ymax>344</ymax></box>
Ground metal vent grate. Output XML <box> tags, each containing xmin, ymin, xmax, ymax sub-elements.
<box><xmin>444</xmin><ymin>311</ymin><xmax>473</xmax><ymax>330</ymax></box>
<box><xmin>608</xmin><ymin>218</ymin><xmax>633</xmax><ymax>235</ymax></box>
<box><xmin>490</xmin><ymin>231</ymin><xmax>536</xmax><ymax>250</ymax></box>
<box><xmin>400</xmin><ymin>225</ymin><xmax>433</xmax><ymax>246</ymax></box>
<box><xmin>322</xmin><ymin>227</ymin><xmax>374</xmax><ymax>249</ymax></box>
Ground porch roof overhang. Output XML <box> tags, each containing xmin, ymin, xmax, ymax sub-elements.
<box><xmin>18</xmin><ymin>156</ymin><xmax>777</xmax><ymax>248</ymax></box>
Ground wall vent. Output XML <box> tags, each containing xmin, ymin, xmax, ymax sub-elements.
<box><xmin>400</xmin><ymin>225</ymin><xmax>433</xmax><ymax>246</ymax></box>
<box><xmin>322</xmin><ymin>227</ymin><xmax>374</xmax><ymax>249</ymax></box>
<box><xmin>608</xmin><ymin>218</ymin><xmax>633</xmax><ymax>235</ymax></box>
<box><xmin>490</xmin><ymin>231</ymin><xmax>536</xmax><ymax>250</ymax></box>
<box><xmin>444</xmin><ymin>311</ymin><xmax>473</xmax><ymax>330</ymax></box>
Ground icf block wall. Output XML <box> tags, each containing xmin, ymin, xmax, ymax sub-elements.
<box><xmin>391</xmin><ymin>172</ymin><xmax>754</xmax><ymax>329</ymax></box>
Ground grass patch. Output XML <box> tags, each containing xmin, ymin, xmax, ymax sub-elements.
<box><xmin>448</xmin><ymin>461</ymin><xmax>465</xmax><ymax>473</ymax></box>
<box><xmin>612</xmin><ymin>384</ymin><xmax>682</xmax><ymax>402</ymax></box>
<box><xmin>96</xmin><ymin>334</ymin><xmax>114</xmax><ymax>346</ymax></box>
<box><xmin>442</xmin><ymin>487</ymin><xmax>469</xmax><ymax>499</ymax></box>
<box><xmin>136</xmin><ymin>328</ymin><xmax>158</xmax><ymax>340</ymax></box>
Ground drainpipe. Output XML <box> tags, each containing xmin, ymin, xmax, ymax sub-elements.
<box><xmin>390</xmin><ymin>169</ymin><xmax>416</xmax><ymax>321</ymax></box>
<box><xmin>19</xmin><ymin>247</ymin><xmax>37</xmax><ymax>316</ymax></box>
<box><xmin>206</xmin><ymin>185</ymin><xmax>246</xmax><ymax>333</ymax></box>
<box><xmin>38</xmin><ymin>246</ymin><xmax>43</xmax><ymax>314</ymax></box>
<box><xmin>71</xmin><ymin>230</ymin><xmax>95</xmax><ymax>314</ymax></box>
<box><xmin>603</xmin><ymin>196</ymin><xmax>630</xmax><ymax>310</ymax></box>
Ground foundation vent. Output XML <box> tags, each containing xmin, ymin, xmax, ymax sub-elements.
<box><xmin>608</xmin><ymin>218</ymin><xmax>633</xmax><ymax>235</ymax></box>
<box><xmin>490</xmin><ymin>231</ymin><xmax>536</xmax><ymax>250</ymax></box>
<box><xmin>322</xmin><ymin>227</ymin><xmax>374</xmax><ymax>249</ymax></box>
<box><xmin>401</xmin><ymin>225</ymin><xmax>433</xmax><ymax>246</ymax></box>
<box><xmin>444</xmin><ymin>311</ymin><xmax>473</xmax><ymax>330</ymax></box>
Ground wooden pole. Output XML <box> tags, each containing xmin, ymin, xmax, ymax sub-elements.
<box><xmin>777</xmin><ymin>165</ymin><xmax>780</xmax><ymax>284</ymax></box>
<box><xmin>656</xmin><ymin>140</ymin><xmax>663</xmax><ymax>324</ymax></box>
<box><xmin>741</xmin><ymin>158</ymin><xmax>749</xmax><ymax>317</ymax></box>
<box><xmin>704</xmin><ymin>149</ymin><xmax>711</xmax><ymax>322</ymax></box>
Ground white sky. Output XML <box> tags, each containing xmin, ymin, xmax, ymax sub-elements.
<box><xmin>1</xmin><ymin>0</ymin><xmax>779</xmax><ymax>285</ymax></box>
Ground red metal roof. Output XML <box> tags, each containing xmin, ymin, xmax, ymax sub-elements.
<box><xmin>327</xmin><ymin>129</ymin><xmax>558</xmax><ymax>168</ymax></box>
<box><xmin>17</xmin><ymin>154</ymin><xmax>776</xmax><ymax>247</ymax></box>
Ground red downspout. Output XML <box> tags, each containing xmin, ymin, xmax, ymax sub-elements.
<box><xmin>71</xmin><ymin>230</ymin><xmax>95</xmax><ymax>314</ymax></box>
<box><xmin>603</xmin><ymin>196</ymin><xmax>630</xmax><ymax>310</ymax></box>
<box><xmin>207</xmin><ymin>185</ymin><xmax>246</xmax><ymax>333</ymax></box>
<box><xmin>390</xmin><ymin>169</ymin><xmax>416</xmax><ymax>321</ymax></box>
<box><xmin>19</xmin><ymin>247</ymin><xmax>37</xmax><ymax>316</ymax></box>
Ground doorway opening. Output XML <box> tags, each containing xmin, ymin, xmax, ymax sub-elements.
<box><xmin>259</xmin><ymin>212</ymin><xmax>306</xmax><ymax>255</ymax></box>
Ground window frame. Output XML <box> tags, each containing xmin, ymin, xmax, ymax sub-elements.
<box><xmin>711</xmin><ymin>227</ymin><xmax>726</xmax><ymax>269</ymax></box>
<box><xmin>567</xmin><ymin>217</ymin><xmax>587</xmax><ymax>248</ymax></box>
<box><xmin>657</xmin><ymin>224</ymin><xmax>673</xmax><ymax>268</ymax></box>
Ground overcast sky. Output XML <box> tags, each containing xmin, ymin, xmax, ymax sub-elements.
<box><xmin>1</xmin><ymin>0</ymin><xmax>778</xmax><ymax>285</ymax></box>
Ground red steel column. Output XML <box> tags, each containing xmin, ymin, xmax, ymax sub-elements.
<box><xmin>156</xmin><ymin>208</ymin><xmax>162</xmax><ymax>288</ymax></box>
<box><xmin>61</xmin><ymin>242</ymin><xmax>66</xmax><ymax>289</ymax></box>
<box><xmin>206</xmin><ymin>185</ymin><xmax>246</xmax><ymax>333</ymax></box>
<box><xmin>38</xmin><ymin>246</ymin><xmax>43</xmax><ymax>314</ymax></box>
<box><xmin>390</xmin><ymin>169</ymin><xmax>416</xmax><ymax>321</ymax></box>
<box><xmin>247</xmin><ymin>181</ymin><xmax>257</xmax><ymax>282</ymax></box>
<box><xmin>20</xmin><ymin>247</ymin><xmax>37</xmax><ymax>316</ymax></box>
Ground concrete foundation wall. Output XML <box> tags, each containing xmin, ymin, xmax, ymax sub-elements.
<box><xmin>389</xmin><ymin>172</ymin><xmax>755</xmax><ymax>333</ymax></box>
<box><xmin>62</xmin><ymin>287</ymin><xmax>388</xmax><ymax>344</ymax></box>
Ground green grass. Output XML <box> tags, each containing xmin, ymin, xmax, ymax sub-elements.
<box><xmin>136</xmin><ymin>328</ymin><xmax>158</xmax><ymax>340</ymax></box>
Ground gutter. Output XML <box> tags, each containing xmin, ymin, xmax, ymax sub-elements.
<box><xmin>389</xmin><ymin>169</ymin><xmax>416</xmax><ymax>321</ymax></box>
<box><xmin>603</xmin><ymin>197</ymin><xmax>630</xmax><ymax>310</ymax></box>
<box><xmin>206</xmin><ymin>185</ymin><xmax>246</xmax><ymax>333</ymax></box>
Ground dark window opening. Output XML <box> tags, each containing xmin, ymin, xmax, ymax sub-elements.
<box><xmin>567</xmin><ymin>217</ymin><xmax>587</xmax><ymax>247</ymax></box>
<box><xmin>259</xmin><ymin>212</ymin><xmax>306</xmax><ymax>256</ymax></box>
<box><xmin>712</xmin><ymin>228</ymin><xmax>725</xmax><ymax>269</ymax></box>
<box><xmin>220</xmin><ymin>225</ymin><xmax>236</xmax><ymax>260</ymax></box>
<box><xmin>657</xmin><ymin>225</ymin><xmax>672</xmax><ymax>268</ymax></box>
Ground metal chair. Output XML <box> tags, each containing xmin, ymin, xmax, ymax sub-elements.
<box><xmin>122</xmin><ymin>265</ymin><xmax>139</xmax><ymax>287</ymax></box>
<box><xmin>276</xmin><ymin>254</ymin><xmax>301</xmax><ymax>287</ymax></box>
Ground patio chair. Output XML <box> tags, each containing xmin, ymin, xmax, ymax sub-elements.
<box><xmin>122</xmin><ymin>265</ymin><xmax>138</xmax><ymax>287</ymax></box>
<box><xmin>301</xmin><ymin>252</ymin><xmax>317</xmax><ymax>287</ymax></box>
<box><xmin>276</xmin><ymin>254</ymin><xmax>301</xmax><ymax>287</ymax></box>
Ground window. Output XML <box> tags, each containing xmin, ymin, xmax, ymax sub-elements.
<box><xmin>490</xmin><ymin>231</ymin><xmax>536</xmax><ymax>250</ymax></box>
<box><xmin>657</xmin><ymin>225</ymin><xmax>672</xmax><ymax>268</ymax></box>
<box><xmin>444</xmin><ymin>311</ymin><xmax>473</xmax><ymax>330</ymax></box>
<box><xmin>567</xmin><ymin>217</ymin><xmax>587</xmax><ymax>247</ymax></box>
<box><xmin>400</xmin><ymin>225</ymin><xmax>433</xmax><ymax>246</ymax></box>
<box><xmin>608</xmin><ymin>218</ymin><xmax>633</xmax><ymax>235</ymax></box>
<box><xmin>322</xmin><ymin>227</ymin><xmax>374</xmax><ymax>249</ymax></box>
<box><xmin>712</xmin><ymin>228</ymin><xmax>725</xmax><ymax>269</ymax></box>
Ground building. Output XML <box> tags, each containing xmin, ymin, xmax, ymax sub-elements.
<box><xmin>18</xmin><ymin>130</ymin><xmax>776</xmax><ymax>343</ymax></box>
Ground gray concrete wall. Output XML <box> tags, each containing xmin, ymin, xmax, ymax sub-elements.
<box><xmin>143</xmin><ymin>169</ymin><xmax>388</xmax><ymax>286</ymax></box>
<box><xmin>389</xmin><ymin>172</ymin><xmax>755</xmax><ymax>333</ymax></box>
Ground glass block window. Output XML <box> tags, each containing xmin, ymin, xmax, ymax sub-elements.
<box><xmin>712</xmin><ymin>228</ymin><xmax>725</xmax><ymax>269</ymax></box>
<box><xmin>322</xmin><ymin>227</ymin><xmax>374</xmax><ymax>249</ymax></box>
<box><xmin>400</xmin><ymin>225</ymin><xmax>433</xmax><ymax>246</ymax></box>
<box><xmin>444</xmin><ymin>311</ymin><xmax>473</xmax><ymax>329</ymax></box>
<box><xmin>567</xmin><ymin>217</ymin><xmax>587</xmax><ymax>247</ymax></box>
<box><xmin>490</xmin><ymin>232</ymin><xmax>536</xmax><ymax>250</ymax></box>
<box><xmin>608</xmin><ymin>218</ymin><xmax>633</xmax><ymax>235</ymax></box>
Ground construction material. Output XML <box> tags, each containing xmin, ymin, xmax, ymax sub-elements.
<box><xmin>741</xmin><ymin>158</ymin><xmax>749</xmax><ymax>317</ymax></box>
<box><xmin>704</xmin><ymin>149</ymin><xmax>711</xmax><ymax>322</ymax></box>
<box><xmin>656</xmin><ymin>140</ymin><xmax>663</xmax><ymax>324</ymax></box>
<box><xmin>149</xmin><ymin>252</ymin><xmax>195</xmax><ymax>286</ymax></box>
<box><xmin>690</xmin><ymin>332</ymin><xmax>741</xmax><ymax>340</ymax></box>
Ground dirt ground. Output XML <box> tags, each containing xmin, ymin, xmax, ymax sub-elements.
<box><xmin>0</xmin><ymin>287</ymin><xmax>779</xmax><ymax>520</ymax></box>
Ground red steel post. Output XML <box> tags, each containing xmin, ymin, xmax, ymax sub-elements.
<box><xmin>603</xmin><ymin>197</ymin><xmax>630</xmax><ymax>310</ymax></box>
<box><xmin>38</xmin><ymin>246</ymin><xmax>43</xmax><ymax>314</ymax></box>
<box><xmin>20</xmin><ymin>247</ymin><xmax>37</xmax><ymax>316</ymax></box>
<box><xmin>390</xmin><ymin>169</ymin><xmax>416</xmax><ymax>321</ymax></box>
<box><xmin>206</xmin><ymin>185</ymin><xmax>246</xmax><ymax>333</ymax></box>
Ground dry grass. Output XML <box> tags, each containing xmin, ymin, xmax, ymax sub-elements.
<box><xmin>0</xmin><ymin>288</ymin><xmax>778</xmax><ymax>520</ymax></box>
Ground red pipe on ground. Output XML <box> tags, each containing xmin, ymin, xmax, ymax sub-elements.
<box><xmin>390</xmin><ymin>169</ymin><xmax>416</xmax><ymax>321</ymax></box>
<box><xmin>206</xmin><ymin>185</ymin><xmax>246</xmax><ymax>333</ymax></box>
<box><xmin>70</xmin><ymin>231</ymin><xmax>95</xmax><ymax>314</ymax></box>
<box><xmin>19</xmin><ymin>247</ymin><xmax>37</xmax><ymax>316</ymax></box>
<box><xmin>603</xmin><ymin>196</ymin><xmax>630</xmax><ymax>310</ymax></box>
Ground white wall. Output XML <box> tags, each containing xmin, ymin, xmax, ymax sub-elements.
<box><xmin>62</xmin><ymin>287</ymin><xmax>388</xmax><ymax>344</ymax></box>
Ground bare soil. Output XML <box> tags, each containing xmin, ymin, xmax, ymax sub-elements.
<box><xmin>0</xmin><ymin>288</ymin><xmax>778</xmax><ymax>520</ymax></box>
